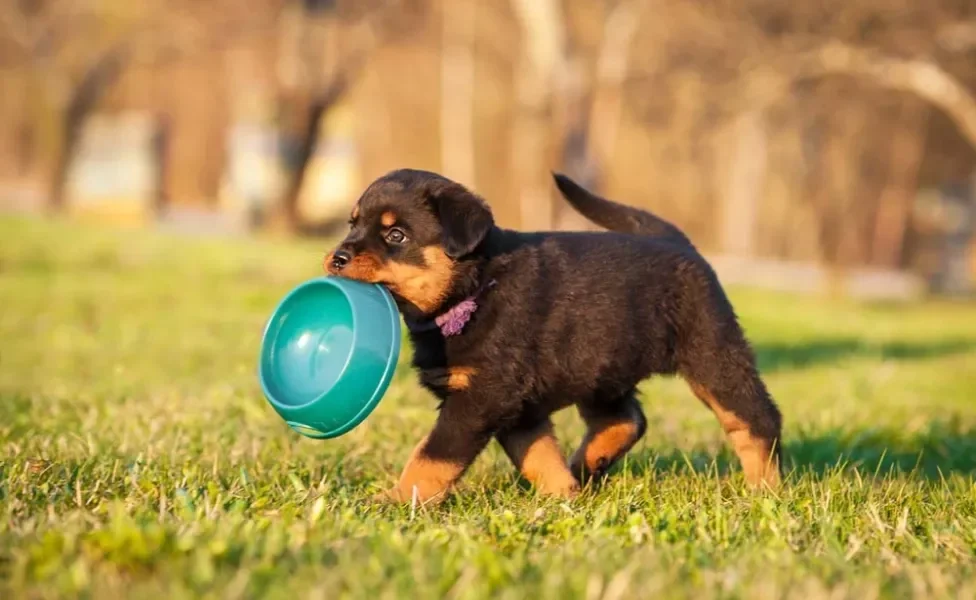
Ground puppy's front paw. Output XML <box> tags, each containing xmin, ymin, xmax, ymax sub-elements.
<box><xmin>371</xmin><ymin>483</ymin><xmax>450</xmax><ymax>506</ymax></box>
<box><xmin>537</xmin><ymin>473</ymin><xmax>582</xmax><ymax>498</ymax></box>
<box><xmin>371</xmin><ymin>488</ymin><xmax>402</xmax><ymax>504</ymax></box>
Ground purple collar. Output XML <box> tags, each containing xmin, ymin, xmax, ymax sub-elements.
<box><xmin>407</xmin><ymin>279</ymin><xmax>497</xmax><ymax>337</ymax></box>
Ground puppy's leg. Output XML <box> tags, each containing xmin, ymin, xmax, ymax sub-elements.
<box><xmin>671</xmin><ymin>270</ymin><xmax>784</xmax><ymax>487</ymax></box>
<box><xmin>681</xmin><ymin>354</ymin><xmax>783</xmax><ymax>487</ymax></box>
<box><xmin>570</xmin><ymin>393</ymin><xmax>647</xmax><ymax>482</ymax></box>
<box><xmin>496</xmin><ymin>419</ymin><xmax>580</xmax><ymax>497</ymax></box>
<box><xmin>379</xmin><ymin>402</ymin><xmax>492</xmax><ymax>504</ymax></box>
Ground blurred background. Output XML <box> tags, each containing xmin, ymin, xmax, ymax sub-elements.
<box><xmin>1</xmin><ymin>0</ymin><xmax>975</xmax><ymax>299</ymax></box>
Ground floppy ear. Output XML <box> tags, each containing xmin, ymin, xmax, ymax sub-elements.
<box><xmin>429</xmin><ymin>184</ymin><xmax>494</xmax><ymax>258</ymax></box>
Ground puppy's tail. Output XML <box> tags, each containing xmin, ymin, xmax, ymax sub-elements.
<box><xmin>552</xmin><ymin>173</ymin><xmax>691</xmax><ymax>245</ymax></box>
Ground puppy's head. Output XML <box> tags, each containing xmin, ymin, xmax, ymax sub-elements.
<box><xmin>325</xmin><ymin>169</ymin><xmax>494</xmax><ymax>315</ymax></box>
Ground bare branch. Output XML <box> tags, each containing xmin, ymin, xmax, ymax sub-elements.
<box><xmin>784</xmin><ymin>42</ymin><xmax>976</xmax><ymax>150</ymax></box>
<box><xmin>589</xmin><ymin>0</ymin><xmax>643</xmax><ymax>166</ymax></box>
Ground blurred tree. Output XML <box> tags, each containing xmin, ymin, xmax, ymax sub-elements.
<box><xmin>0</xmin><ymin>0</ymin><xmax>284</xmax><ymax>212</ymax></box>
<box><xmin>509</xmin><ymin>0</ymin><xmax>642</xmax><ymax>230</ymax></box>
<box><xmin>618</xmin><ymin>0</ymin><xmax>976</xmax><ymax>286</ymax></box>
<box><xmin>0</xmin><ymin>0</ymin><xmax>135</xmax><ymax>211</ymax></box>
<box><xmin>272</xmin><ymin>0</ymin><xmax>425</xmax><ymax>233</ymax></box>
<box><xmin>509</xmin><ymin>0</ymin><xmax>566</xmax><ymax>231</ymax></box>
<box><xmin>440</xmin><ymin>0</ymin><xmax>477</xmax><ymax>188</ymax></box>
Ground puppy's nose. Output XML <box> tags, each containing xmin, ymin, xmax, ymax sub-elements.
<box><xmin>331</xmin><ymin>250</ymin><xmax>352</xmax><ymax>271</ymax></box>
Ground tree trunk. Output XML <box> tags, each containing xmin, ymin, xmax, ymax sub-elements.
<box><xmin>585</xmin><ymin>0</ymin><xmax>641</xmax><ymax>178</ymax></box>
<box><xmin>510</xmin><ymin>0</ymin><xmax>566</xmax><ymax>231</ymax></box>
<box><xmin>439</xmin><ymin>0</ymin><xmax>477</xmax><ymax>188</ymax></box>
<box><xmin>811</xmin><ymin>100</ymin><xmax>866</xmax><ymax>297</ymax></box>
<box><xmin>870</xmin><ymin>102</ymin><xmax>929</xmax><ymax>267</ymax></box>
<box><xmin>48</xmin><ymin>46</ymin><xmax>129</xmax><ymax>212</ymax></box>
<box><xmin>721</xmin><ymin>109</ymin><xmax>767</xmax><ymax>257</ymax></box>
<box><xmin>555</xmin><ymin>0</ymin><xmax>641</xmax><ymax>229</ymax></box>
<box><xmin>274</xmin><ymin>80</ymin><xmax>348</xmax><ymax>232</ymax></box>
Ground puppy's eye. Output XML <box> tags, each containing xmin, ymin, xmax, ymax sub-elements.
<box><xmin>385</xmin><ymin>228</ymin><xmax>407</xmax><ymax>244</ymax></box>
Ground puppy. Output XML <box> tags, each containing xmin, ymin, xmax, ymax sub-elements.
<box><xmin>325</xmin><ymin>169</ymin><xmax>783</xmax><ymax>503</ymax></box>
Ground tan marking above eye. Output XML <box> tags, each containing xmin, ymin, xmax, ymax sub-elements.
<box><xmin>381</xmin><ymin>211</ymin><xmax>397</xmax><ymax>227</ymax></box>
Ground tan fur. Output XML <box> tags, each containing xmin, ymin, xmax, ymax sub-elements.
<box><xmin>350</xmin><ymin>204</ymin><xmax>360</xmax><ymax>220</ymax></box>
<box><xmin>379</xmin><ymin>436</ymin><xmax>464</xmax><ymax>504</ymax></box>
<box><xmin>573</xmin><ymin>420</ymin><xmax>641</xmax><ymax>475</ymax></box>
<box><xmin>326</xmin><ymin>252</ymin><xmax>382</xmax><ymax>282</ymax></box>
<box><xmin>325</xmin><ymin>246</ymin><xmax>455</xmax><ymax>314</ymax></box>
<box><xmin>688</xmin><ymin>382</ymin><xmax>780</xmax><ymax>487</ymax></box>
<box><xmin>381</xmin><ymin>211</ymin><xmax>397</xmax><ymax>227</ymax></box>
<box><xmin>423</xmin><ymin>366</ymin><xmax>477</xmax><ymax>392</ymax></box>
<box><xmin>499</xmin><ymin>422</ymin><xmax>579</xmax><ymax>497</ymax></box>
<box><xmin>384</xmin><ymin>246</ymin><xmax>455</xmax><ymax>313</ymax></box>
<box><xmin>448</xmin><ymin>368</ymin><xmax>475</xmax><ymax>391</ymax></box>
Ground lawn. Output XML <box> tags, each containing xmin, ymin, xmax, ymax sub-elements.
<box><xmin>1</xmin><ymin>215</ymin><xmax>975</xmax><ymax>599</ymax></box>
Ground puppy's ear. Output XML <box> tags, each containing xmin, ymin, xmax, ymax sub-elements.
<box><xmin>429</xmin><ymin>183</ymin><xmax>494</xmax><ymax>258</ymax></box>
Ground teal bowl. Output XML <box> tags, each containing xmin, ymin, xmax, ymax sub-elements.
<box><xmin>258</xmin><ymin>277</ymin><xmax>401</xmax><ymax>439</ymax></box>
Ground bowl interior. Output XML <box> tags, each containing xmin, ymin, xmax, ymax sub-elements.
<box><xmin>261</xmin><ymin>283</ymin><xmax>355</xmax><ymax>407</ymax></box>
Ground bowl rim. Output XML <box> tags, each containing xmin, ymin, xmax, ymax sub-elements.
<box><xmin>318</xmin><ymin>285</ymin><xmax>400</xmax><ymax>437</ymax></box>
<box><xmin>257</xmin><ymin>277</ymin><xmax>400</xmax><ymax>425</ymax></box>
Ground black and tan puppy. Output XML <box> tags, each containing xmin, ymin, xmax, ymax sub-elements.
<box><xmin>325</xmin><ymin>169</ymin><xmax>782</xmax><ymax>503</ymax></box>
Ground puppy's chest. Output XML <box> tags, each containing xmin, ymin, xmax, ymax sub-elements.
<box><xmin>411</xmin><ymin>338</ymin><xmax>481</xmax><ymax>400</ymax></box>
<box><xmin>416</xmin><ymin>365</ymin><xmax>478</xmax><ymax>400</ymax></box>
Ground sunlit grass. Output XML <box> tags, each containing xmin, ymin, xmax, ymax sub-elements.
<box><xmin>1</xmin><ymin>216</ymin><xmax>975</xmax><ymax>599</ymax></box>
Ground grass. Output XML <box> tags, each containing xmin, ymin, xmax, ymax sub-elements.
<box><xmin>1</xmin><ymin>215</ymin><xmax>975</xmax><ymax>599</ymax></box>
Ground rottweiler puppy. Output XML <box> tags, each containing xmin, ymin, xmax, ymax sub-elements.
<box><xmin>325</xmin><ymin>169</ymin><xmax>783</xmax><ymax>503</ymax></box>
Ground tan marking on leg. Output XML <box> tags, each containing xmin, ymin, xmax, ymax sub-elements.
<box><xmin>571</xmin><ymin>420</ymin><xmax>641</xmax><ymax>477</ymax></box>
<box><xmin>688</xmin><ymin>382</ymin><xmax>780</xmax><ymax>487</ymax></box>
<box><xmin>499</xmin><ymin>423</ymin><xmax>579</xmax><ymax>497</ymax></box>
<box><xmin>381</xmin><ymin>211</ymin><xmax>397</xmax><ymax>227</ymax></box>
<box><xmin>570</xmin><ymin>401</ymin><xmax>644</xmax><ymax>479</ymax></box>
<box><xmin>447</xmin><ymin>367</ymin><xmax>476</xmax><ymax>391</ymax></box>
<box><xmin>379</xmin><ymin>436</ymin><xmax>463</xmax><ymax>504</ymax></box>
<box><xmin>420</xmin><ymin>367</ymin><xmax>478</xmax><ymax>392</ymax></box>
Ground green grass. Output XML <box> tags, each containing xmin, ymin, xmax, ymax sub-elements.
<box><xmin>1</xmin><ymin>215</ymin><xmax>975</xmax><ymax>599</ymax></box>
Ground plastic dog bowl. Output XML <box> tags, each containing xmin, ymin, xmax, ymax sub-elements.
<box><xmin>258</xmin><ymin>277</ymin><xmax>401</xmax><ymax>439</ymax></box>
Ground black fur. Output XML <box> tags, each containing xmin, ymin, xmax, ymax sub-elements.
<box><xmin>429</xmin><ymin>183</ymin><xmax>494</xmax><ymax>258</ymax></box>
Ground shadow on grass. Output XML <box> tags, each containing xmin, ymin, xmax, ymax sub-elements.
<box><xmin>754</xmin><ymin>338</ymin><xmax>976</xmax><ymax>373</ymax></box>
<box><xmin>619</xmin><ymin>420</ymin><xmax>976</xmax><ymax>480</ymax></box>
